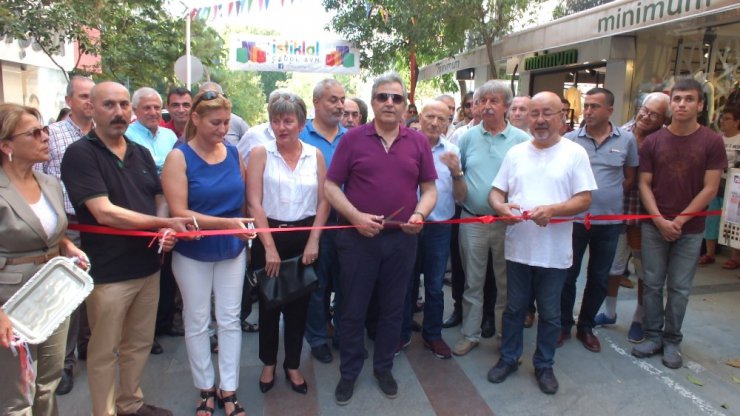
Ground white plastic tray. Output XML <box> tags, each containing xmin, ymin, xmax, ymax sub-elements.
<box><xmin>1</xmin><ymin>257</ymin><xmax>93</xmax><ymax>344</ymax></box>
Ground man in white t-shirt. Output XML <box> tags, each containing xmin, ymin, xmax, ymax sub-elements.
<box><xmin>487</xmin><ymin>91</ymin><xmax>597</xmax><ymax>395</ymax></box>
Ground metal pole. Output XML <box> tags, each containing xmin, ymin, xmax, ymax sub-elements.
<box><xmin>186</xmin><ymin>12</ymin><xmax>191</xmax><ymax>90</ymax></box>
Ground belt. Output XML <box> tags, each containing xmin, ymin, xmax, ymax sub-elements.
<box><xmin>461</xmin><ymin>206</ymin><xmax>494</xmax><ymax>218</ymax></box>
<box><xmin>4</xmin><ymin>247</ymin><xmax>60</xmax><ymax>266</ymax></box>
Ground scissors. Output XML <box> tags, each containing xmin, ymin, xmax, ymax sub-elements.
<box><xmin>381</xmin><ymin>206</ymin><xmax>406</xmax><ymax>227</ymax></box>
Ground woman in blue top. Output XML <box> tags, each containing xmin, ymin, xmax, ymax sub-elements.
<box><xmin>161</xmin><ymin>91</ymin><xmax>254</xmax><ymax>416</ymax></box>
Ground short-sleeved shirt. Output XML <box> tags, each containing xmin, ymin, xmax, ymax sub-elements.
<box><xmin>639</xmin><ymin>125</ymin><xmax>727</xmax><ymax>234</ymax></box>
<box><xmin>39</xmin><ymin>117</ymin><xmax>89</xmax><ymax>214</ymax></box>
<box><xmin>566</xmin><ymin>123</ymin><xmax>639</xmax><ymax>222</ymax></box>
<box><xmin>326</xmin><ymin>122</ymin><xmax>437</xmax><ymax>223</ymax></box>
<box><xmin>174</xmin><ymin>144</ymin><xmax>246</xmax><ymax>262</ymax></box>
<box><xmin>493</xmin><ymin>139</ymin><xmax>597</xmax><ymax>269</ymax></box>
<box><xmin>429</xmin><ymin>138</ymin><xmax>460</xmax><ymax>221</ymax></box>
<box><xmin>61</xmin><ymin>130</ymin><xmax>162</xmax><ymax>284</ymax></box>
<box><xmin>299</xmin><ymin>119</ymin><xmax>346</xmax><ymax>168</ymax></box>
<box><xmin>125</xmin><ymin>121</ymin><xmax>178</xmax><ymax>175</ymax></box>
<box><xmin>237</xmin><ymin>122</ymin><xmax>274</xmax><ymax>166</ymax></box>
<box><xmin>458</xmin><ymin>122</ymin><xmax>529</xmax><ymax>215</ymax></box>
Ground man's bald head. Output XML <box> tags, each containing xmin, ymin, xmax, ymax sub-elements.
<box><xmin>420</xmin><ymin>101</ymin><xmax>450</xmax><ymax>141</ymax></box>
<box><xmin>529</xmin><ymin>92</ymin><xmax>564</xmax><ymax>145</ymax></box>
<box><xmin>90</xmin><ymin>82</ymin><xmax>132</xmax><ymax>140</ymax></box>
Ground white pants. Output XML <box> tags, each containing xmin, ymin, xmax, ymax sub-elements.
<box><xmin>172</xmin><ymin>250</ymin><xmax>246</xmax><ymax>391</ymax></box>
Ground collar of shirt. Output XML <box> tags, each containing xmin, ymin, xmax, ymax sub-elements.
<box><xmin>303</xmin><ymin>119</ymin><xmax>346</xmax><ymax>142</ymax></box>
<box><xmin>575</xmin><ymin>122</ymin><xmax>621</xmax><ymax>142</ymax></box>
<box><xmin>129</xmin><ymin>120</ymin><xmax>159</xmax><ymax>141</ymax></box>
<box><xmin>362</xmin><ymin>121</ymin><xmax>412</xmax><ymax>141</ymax></box>
<box><xmin>475</xmin><ymin>121</ymin><xmax>517</xmax><ymax>139</ymax></box>
<box><xmin>84</xmin><ymin>130</ymin><xmax>136</xmax><ymax>162</ymax></box>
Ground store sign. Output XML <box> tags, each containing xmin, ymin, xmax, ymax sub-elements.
<box><xmin>229</xmin><ymin>35</ymin><xmax>360</xmax><ymax>74</ymax></box>
<box><xmin>0</xmin><ymin>35</ymin><xmax>75</xmax><ymax>70</ymax></box>
<box><xmin>598</xmin><ymin>0</ymin><xmax>714</xmax><ymax>34</ymax></box>
<box><xmin>524</xmin><ymin>49</ymin><xmax>578</xmax><ymax>70</ymax></box>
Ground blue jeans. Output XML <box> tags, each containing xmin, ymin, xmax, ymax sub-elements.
<box><xmin>500</xmin><ymin>261</ymin><xmax>567</xmax><ymax>369</ymax></box>
<box><xmin>561</xmin><ymin>223</ymin><xmax>623</xmax><ymax>331</ymax></box>
<box><xmin>305</xmin><ymin>227</ymin><xmax>341</xmax><ymax>348</ymax></box>
<box><xmin>640</xmin><ymin>224</ymin><xmax>702</xmax><ymax>345</ymax></box>
<box><xmin>401</xmin><ymin>223</ymin><xmax>451</xmax><ymax>342</ymax></box>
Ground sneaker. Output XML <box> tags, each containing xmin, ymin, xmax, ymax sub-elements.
<box><xmin>662</xmin><ymin>343</ymin><xmax>683</xmax><ymax>369</ymax></box>
<box><xmin>311</xmin><ymin>344</ymin><xmax>333</xmax><ymax>363</ymax></box>
<box><xmin>334</xmin><ymin>378</ymin><xmax>355</xmax><ymax>406</ymax></box>
<box><xmin>534</xmin><ymin>367</ymin><xmax>559</xmax><ymax>394</ymax></box>
<box><xmin>423</xmin><ymin>338</ymin><xmax>452</xmax><ymax>359</ymax></box>
<box><xmin>394</xmin><ymin>338</ymin><xmax>412</xmax><ymax>356</ymax></box>
<box><xmin>487</xmin><ymin>359</ymin><xmax>519</xmax><ymax>383</ymax></box>
<box><xmin>373</xmin><ymin>370</ymin><xmax>398</xmax><ymax>399</ymax></box>
<box><xmin>452</xmin><ymin>338</ymin><xmax>479</xmax><ymax>356</ymax></box>
<box><xmin>627</xmin><ymin>321</ymin><xmax>645</xmax><ymax>343</ymax></box>
<box><xmin>631</xmin><ymin>339</ymin><xmax>662</xmax><ymax>358</ymax></box>
<box><xmin>594</xmin><ymin>313</ymin><xmax>617</xmax><ymax>327</ymax></box>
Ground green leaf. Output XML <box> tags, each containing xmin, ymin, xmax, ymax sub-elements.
<box><xmin>732</xmin><ymin>376</ymin><xmax>740</xmax><ymax>384</ymax></box>
<box><xmin>687</xmin><ymin>374</ymin><xmax>704</xmax><ymax>386</ymax></box>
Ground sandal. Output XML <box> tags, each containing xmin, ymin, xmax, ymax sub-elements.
<box><xmin>217</xmin><ymin>390</ymin><xmax>246</xmax><ymax>416</ymax></box>
<box><xmin>722</xmin><ymin>259</ymin><xmax>740</xmax><ymax>270</ymax></box>
<box><xmin>196</xmin><ymin>389</ymin><xmax>216</xmax><ymax>416</ymax></box>
<box><xmin>241</xmin><ymin>321</ymin><xmax>259</xmax><ymax>333</ymax></box>
<box><xmin>698</xmin><ymin>255</ymin><xmax>715</xmax><ymax>265</ymax></box>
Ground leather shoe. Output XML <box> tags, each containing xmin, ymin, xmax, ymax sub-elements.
<box><xmin>556</xmin><ymin>330</ymin><xmax>571</xmax><ymax>348</ymax></box>
<box><xmin>442</xmin><ymin>310</ymin><xmax>462</xmax><ymax>328</ymax></box>
<box><xmin>535</xmin><ymin>367</ymin><xmax>559</xmax><ymax>394</ymax></box>
<box><xmin>150</xmin><ymin>339</ymin><xmax>164</xmax><ymax>355</ymax></box>
<box><xmin>118</xmin><ymin>403</ymin><xmax>173</xmax><ymax>416</ymax></box>
<box><xmin>311</xmin><ymin>344</ymin><xmax>333</xmax><ymax>364</ymax></box>
<box><xmin>576</xmin><ymin>329</ymin><xmax>601</xmax><ymax>352</ymax></box>
<box><xmin>55</xmin><ymin>368</ymin><xmax>74</xmax><ymax>395</ymax></box>
<box><xmin>487</xmin><ymin>359</ymin><xmax>519</xmax><ymax>383</ymax></box>
<box><xmin>480</xmin><ymin>319</ymin><xmax>495</xmax><ymax>339</ymax></box>
<box><xmin>524</xmin><ymin>311</ymin><xmax>535</xmax><ymax>328</ymax></box>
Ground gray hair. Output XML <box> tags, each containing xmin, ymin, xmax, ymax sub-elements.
<box><xmin>268</xmin><ymin>89</ymin><xmax>291</xmax><ymax>105</ymax></box>
<box><xmin>371</xmin><ymin>72</ymin><xmax>407</xmax><ymax>104</ymax></box>
<box><xmin>66</xmin><ymin>76</ymin><xmax>94</xmax><ymax>98</ymax></box>
<box><xmin>313</xmin><ymin>79</ymin><xmax>343</xmax><ymax>101</ymax></box>
<box><xmin>642</xmin><ymin>92</ymin><xmax>670</xmax><ymax>117</ymax></box>
<box><xmin>131</xmin><ymin>87</ymin><xmax>162</xmax><ymax>109</ymax></box>
<box><xmin>474</xmin><ymin>80</ymin><xmax>513</xmax><ymax>107</ymax></box>
<box><xmin>199</xmin><ymin>81</ymin><xmax>223</xmax><ymax>94</ymax></box>
<box><xmin>268</xmin><ymin>92</ymin><xmax>307</xmax><ymax>126</ymax></box>
<box><xmin>436</xmin><ymin>94</ymin><xmax>455</xmax><ymax>102</ymax></box>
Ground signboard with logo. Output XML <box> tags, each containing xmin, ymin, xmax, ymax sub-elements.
<box><xmin>229</xmin><ymin>35</ymin><xmax>360</xmax><ymax>74</ymax></box>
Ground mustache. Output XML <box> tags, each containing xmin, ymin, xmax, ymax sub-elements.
<box><xmin>110</xmin><ymin>117</ymin><xmax>128</xmax><ymax>125</ymax></box>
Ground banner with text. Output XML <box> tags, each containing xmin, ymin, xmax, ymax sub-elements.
<box><xmin>229</xmin><ymin>35</ymin><xmax>360</xmax><ymax>74</ymax></box>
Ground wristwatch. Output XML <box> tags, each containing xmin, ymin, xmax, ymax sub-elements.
<box><xmin>452</xmin><ymin>170</ymin><xmax>465</xmax><ymax>180</ymax></box>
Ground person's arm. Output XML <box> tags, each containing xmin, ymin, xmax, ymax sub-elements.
<box><xmin>400</xmin><ymin>181</ymin><xmax>437</xmax><ymax>234</ymax></box>
<box><xmin>623</xmin><ymin>166</ymin><xmax>637</xmax><ymax>193</ymax></box>
<box><xmin>303</xmin><ymin>151</ymin><xmax>330</xmax><ymax>264</ymax></box>
<box><xmin>489</xmin><ymin>187</ymin><xmax>523</xmax><ymax>225</ymax></box>
<box><xmin>246</xmin><ymin>146</ymin><xmax>281</xmax><ymax>277</ymax></box>
<box><xmin>324</xmin><ymin>179</ymin><xmax>383</xmax><ymax>238</ymax></box>
<box><xmin>528</xmin><ymin>191</ymin><xmax>592</xmax><ymax>227</ymax></box>
<box><xmin>639</xmin><ymin>171</ymin><xmax>681</xmax><ymax>241</ymax></box>
<box><xmin>0</xmin><ymin>309</ymin><xmax>13</xmax><ymax>348</ymax></box>
<box><xmin>60</xmin><ymin>236</ymin><xmax>89</xmax><ymax>270</ymax></box>
<box><xmin>161</xmin><ymin>149</ymin><xmax>252</xmax><ymax>240</ymax></box>
<box><xmin>439</xmin><ymin>151</ymin><xmax>467</xmax><ymax>203</ymax></box>
<box><xmin>674</xmin><ymin>169</ymin><xmax>722</xmax><ymax>229</ymax></box>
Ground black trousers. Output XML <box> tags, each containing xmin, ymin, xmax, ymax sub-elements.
<box><xmin>251</xmin><ymin>217</ymin><xmax>313</xmax><ymax>369</ymax></box>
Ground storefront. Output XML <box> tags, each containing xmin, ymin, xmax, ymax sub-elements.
<box><xmin>0</xmin><ymin>35</ymin><xmax>75</xmax><ymax>124</ymax></box>
<box><xmin>419</xmin><ymin>0</ymin><xmax>739</xmax><ymax>126</ymax></box>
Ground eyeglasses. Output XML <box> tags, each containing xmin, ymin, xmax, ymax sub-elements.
<box><xmin>192</xmin><ymin>91</ymin><xmax>224</xmax><ymax>111</ymax></box>
<box><xmin>638</xmin><ymin>107</ymin><xmax>662</xmax><ymax>121</ymax></box>
<box><xmin>463</xmin><ymin>102</ymin><xmax>473</xmax><ymax>109</ymax></box>
<box><xmin>529</xmin><ymin>112</ymin><xmax>560</xmax><ymax>120</ymax></box>
<box><xmin>374</xmin><ymin>93</ymin><xmax>405</xmax><ymax>104</ymax></box>
<box><xmin>8</xmin><ymin>125</ymin><xmax>49</xmax><ymax>140</ymax></box>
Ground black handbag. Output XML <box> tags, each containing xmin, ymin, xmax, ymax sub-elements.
<box><xmin>249</xmin><ymin>255</ymin><xmax>318</xmax><ymax>309</ymax></box>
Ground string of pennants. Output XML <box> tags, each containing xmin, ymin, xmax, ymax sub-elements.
<box><xmin>190</xmin><ymin>0</ymin><xmax>296</xmax><ymax>20</ymax></box>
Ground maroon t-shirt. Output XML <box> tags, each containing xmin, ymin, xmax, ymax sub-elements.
<box><xmin>327</xmin><ymin>122</ymin><xmax>437</xmax><ymax>223</ymax></box>
<box><xmin>639</xmin><ymin>125</ymin><xmax>727</xmax><ymax>234</ymax></box>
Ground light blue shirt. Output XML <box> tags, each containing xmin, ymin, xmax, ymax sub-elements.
<box><xmin>125</xmin><ymin>121</ymin><xmax>177</xmax><ymax>175</ymax></box>
<box><xmin>566</xmin><ymin>123</ymin><xmax>639</xmax><ymax>222</ymax></box>
<box><xmin>428</xmin><ymin>138</ymin><xmax>460</xmax><ymax>221</ymax></box>
<box><xmin>299</xmin><ymin>119</ymin><xmax>346</xmax><ymax>168</ymax></box>
<box><xmin>459</xmin><ymin>122</ymin><xmax>530</xmax><ymax>215</ymax></box>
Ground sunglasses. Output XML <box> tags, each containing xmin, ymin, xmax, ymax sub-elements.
<box><xmin>8</xmin><ymin>125</ymin><xmax>49</xmax><ymax>140</ymax></box>
<box><xmin>374</xmin><ymin>93</ymin><xmax>405</xmax><ymax>104</ymax></box>
<box><xmin>192</xmin><ymin>91</ymin><xmax>224</xmax><ymax>110</ymax></box>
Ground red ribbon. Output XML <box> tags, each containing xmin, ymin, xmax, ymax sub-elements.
<box><xmin>67</xmin><ymin>210</ymin><xmax>722</xmax><ymax>239</ymax></box>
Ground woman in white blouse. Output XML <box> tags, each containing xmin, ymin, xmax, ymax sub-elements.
<box><xmin>247</xmin><ymin>92</ymin><xmax>329</xmax><ymax>395</ymax></box>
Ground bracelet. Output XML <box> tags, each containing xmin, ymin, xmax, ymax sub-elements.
<box><xmin>413</xmin><ymin>210</ymin><xmax>426</xmax><ymax>221</ymax></box>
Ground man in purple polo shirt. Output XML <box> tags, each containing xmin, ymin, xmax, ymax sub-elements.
<box><xmin>325</xmin><ymin>72</ymin><xmax>438</xmax><ymax>406</ymax></box>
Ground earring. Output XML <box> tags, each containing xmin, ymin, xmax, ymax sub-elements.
<box><xmin>7</xmin><ymin>153</ymin><xmax>11</xmax><ymax>163</ymax></box>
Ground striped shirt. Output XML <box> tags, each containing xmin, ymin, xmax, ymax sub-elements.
<box><xmin>39</xmin><ymin>117</ymin><xmax>90</xmax><ymax>214</ymax></box>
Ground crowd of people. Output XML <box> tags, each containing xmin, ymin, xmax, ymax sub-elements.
<box><xmin>0</xmin><ymin>71</ymin><xmax>736</xmax><ymax>416</ymax></box>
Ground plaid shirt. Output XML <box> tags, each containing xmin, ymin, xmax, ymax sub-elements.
<box><xmin>621</xmin><ymin>120</ymin><xmax>643</xmax><ymax>225</ymax></box>
<box><xmin>39</xmin><ymin>118</ymin><xmax>88</xmax><ymax>214</ymax></box>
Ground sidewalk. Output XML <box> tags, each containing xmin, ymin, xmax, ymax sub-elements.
<box><xmin>58</xmin><ymin>254</ymin><xmax>740</xmax><ymax>416</ymax></box>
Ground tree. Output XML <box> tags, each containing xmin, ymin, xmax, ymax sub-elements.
<box><xmin>211</xmin><ymin>68</ymin><xmax>267</xmax><ymax>125</ymax></box>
